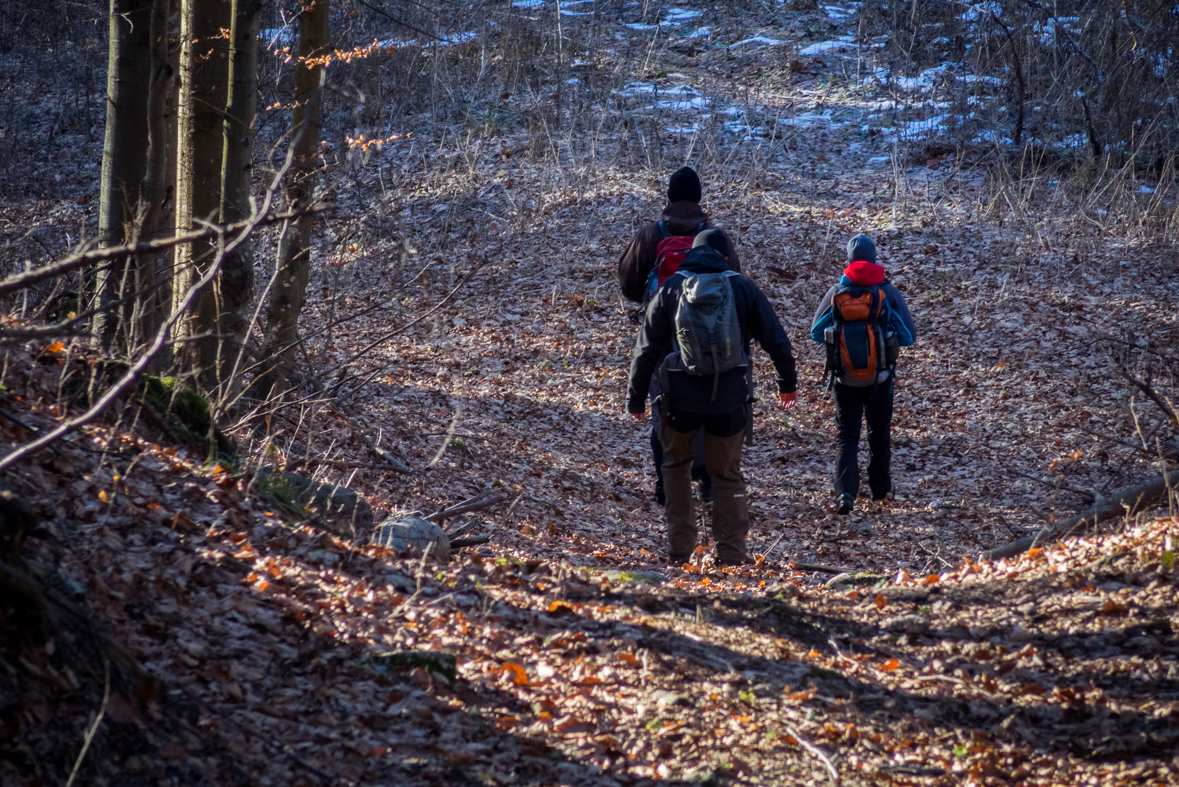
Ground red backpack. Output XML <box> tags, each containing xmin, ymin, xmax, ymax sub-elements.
<box><xmin>642</xmin><ymin>219</ymin><xmax>707</xmax><ymax>303</ymax></box>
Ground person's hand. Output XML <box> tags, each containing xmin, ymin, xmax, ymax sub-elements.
<box><xmin>630</xmin><ymin>411</ymin><xmax>647</xmax><ymax>422</ymax></box>
<box><xmin>779</xmin><ymin>391</ymin><xmax>797</xmax><ymax>410</ymax></box>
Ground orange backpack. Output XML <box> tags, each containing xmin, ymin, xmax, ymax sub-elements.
<box><xmin>824</xmin><ymin>284</ymin><xmax>895</xmax><ymax>388</ymax></box>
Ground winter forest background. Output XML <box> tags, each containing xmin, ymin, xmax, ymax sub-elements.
<box><xmin>1</xmin><ymin>0</ymin><xmax>1179</xmax><ymax>784</ymax></box>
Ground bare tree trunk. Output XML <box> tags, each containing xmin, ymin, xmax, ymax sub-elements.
<box><xmin>131</xmin><ymin>0</ymin><xmax>176</xmax><ymax>361</ymax></box>
<box><xmin>95</xmin><ymin>0</ymin><xmax>153</xmax><ymax>351</ymax></box>
<box><xmin>263</xmin><ymin>0</ymin><xmax>328</xmax><ymax>394</ymax></box>
<box><xmin>174</xmin><ymin>0</ymin><xmax>231</xmax><ymax>386</ymax></box>
<box><xmin>218</xmin><ymin>0</ymin><xmax>261</xmax><ymax>386</ymax></box>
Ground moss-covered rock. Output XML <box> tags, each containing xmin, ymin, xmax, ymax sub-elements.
<box><xmin>139</xmin><ymin>375</ymin><xmax>233</xmax><ymax>458</ymax></box>
<box><xmin>257</xmin><ymin>471</ymin><xmax>374</xmax><ymax>536</ymax></box>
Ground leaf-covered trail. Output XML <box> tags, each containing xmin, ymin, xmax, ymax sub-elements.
<box><xmin>291</xmin><ymin>9</ymin><xmax>1178</xmax><ymax>583</ymax></box>
<box><xmin>5</xmin><ymin>3</ymin><xmax>1179</xmax><ymax>785</ymax></box>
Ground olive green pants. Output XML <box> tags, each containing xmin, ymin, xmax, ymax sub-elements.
<box><xmin>660</xmin><ymin>411</ymin><xmax>748</xmax><ymax>564</ymax></box>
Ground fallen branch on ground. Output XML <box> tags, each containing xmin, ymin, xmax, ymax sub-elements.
<box><xmin>427</xmin><ymin>491</ymin><xmax>505</xmax><ymax>524</ymax></box>
<box><xmin>981</xmin><ymin>475</ymin><xmax>1172</xmax><ymax>561</ymax></box>
<box><xmin>361</xmin><ymin>435</ymin><xmax>413</xmax><ymax>474</ymax></box>
<box><xmin>783</xmin><ymin>723</ymin><xmax>839</xmax><ymax>784</ymax></box>
<box><xmin>449</xmin><ymin>535</ymin><xmax>491</xmax><ymax>549</ymax></box>
<box><xmin>793</xmin><ymin>562</ymin><xmax>858</xmax><ymax>575</ymax></box>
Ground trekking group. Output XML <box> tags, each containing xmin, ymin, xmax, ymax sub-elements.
<box><xmin>620</xmin><ymin>167</ymin><xmax>916</xmax><ymax>566</ymax></box>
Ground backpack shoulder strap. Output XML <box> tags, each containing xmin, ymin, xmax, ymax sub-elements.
<box><xmin>656</xmin><ymin>220</ymin><xmax>671</xmax><ymax>240</ymax></box>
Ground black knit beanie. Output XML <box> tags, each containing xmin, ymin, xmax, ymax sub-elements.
<box><xmin>846</xmin><ymin>234</ymin><xmax>877</xmax><ymax>262</ymax></box>
<box><xmin>692</xmin><ymin>228</ymin><xmax>730</xmax><ymax>258</ymax></box>
<box><xmin>667</xmin><ymin>166</ymin><xmax>702</xmax><ymax>204</ymax></box>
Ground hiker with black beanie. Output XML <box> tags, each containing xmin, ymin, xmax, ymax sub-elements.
<box><xmin>617</xmin><ymin>167</ymin><xmax>741</xmax><ymax>505</ymax></box>
<box><xmin>810</xmin><ymin>234</ymin><xmax>916</xmax><ymax>516</ymax></box>
<box><xmin>628</xmin><ymin>229</ymin><xmax>797</xmax><ymax>566</ymax></box>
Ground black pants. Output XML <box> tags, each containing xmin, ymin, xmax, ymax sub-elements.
<box><xmin>833</xmin><ymin>379</ymin><xmax>894</xmax><ymax>500</ymax></box>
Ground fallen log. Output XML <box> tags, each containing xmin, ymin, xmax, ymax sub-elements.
<box><xmin>449</xmin><ymin>535</ymin><xmax>491</xmax><ymax>549</ymax></box>
<box><xmin>793</xmin><ymin>562</ymin><xmax>857</xmax><ymax>575</ymax></box>
<box><xmin>426</xmin><ymin>492</ymin><xmax>504</xmax><ymax>524</ymax></box>
<box><xmin>981</xmin><ymin>475</ymin><xmax>1172</xmax><ymax>562</ymax></box>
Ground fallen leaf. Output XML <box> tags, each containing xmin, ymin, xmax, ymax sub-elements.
<box><xmin>501</xmin><ymin>662</ymin><xmax>530</xmax><ymax>686</ymax></box>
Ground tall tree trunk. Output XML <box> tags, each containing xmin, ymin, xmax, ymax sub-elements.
<box><xmin>132</xmin><ymin>0</ymin><xmax>176</xmax><ymax>360</ymax></box>
<box><xmin>217</xmin><ymin>0</ymin><xmax>261</xmax><ymax>386</ymax></box>
<box><xmin>174</xmin><ymin>0</ymin><xmax>231</xmax><ymax>387</ymax></box>
<box><xmin>95</xmin><ymin>0</ymin><xmax>153</xmax><ymax>351</ymax></box>
<box><xmin>263</xmin><ymin>0</ymin><xmax>328</xmax><ymax>393</ymax></box>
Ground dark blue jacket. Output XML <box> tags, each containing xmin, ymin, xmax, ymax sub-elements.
<box><xmin>810</xmin><ymin>276</ymin><xmax>916</xmax><ymax>348</ymax></box>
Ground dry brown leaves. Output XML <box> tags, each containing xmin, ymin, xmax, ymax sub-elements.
<box><xmin>4</xmin><ymin>1</ymin><xmax>1179</xmax><ymax>785</ymax></box>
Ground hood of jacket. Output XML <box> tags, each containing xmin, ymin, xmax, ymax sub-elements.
<box><xmin>678</xmin><ymin>246</ymin><xmax>731</xmax><ymax>275</ymax></box>
<box><xmin>842</xmin><ymin>260</ymin><xmax>886</xmax><ymax>286</ymax></box>
<box><xmin>661</xmin><ymin>201</ymin><xmax>710</xmax><ymax>236</ymax></box>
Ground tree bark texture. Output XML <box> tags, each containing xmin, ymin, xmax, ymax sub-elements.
<box><xmin>217</xmin><ymin>0</ymin><xmax>261</xmax><ymax>384</ymax></box>
<box><xmin>95</xmin><ymin>0</ymin><xmax>153</xmax><ymax>351</ymax></box>
<box><xmin>265</xmin><ymin>0</ymin><xmax>328</xmax><ymax>390</ymax></box>
<box><xmin>129</xmin><ymin>0</ymin><xmax>176</xmax><ymax>361</ymax></box>
<box><xmin>174</xmin><ymin>0</ymin><xmax>232</xmax><ymax>386</ymax></box>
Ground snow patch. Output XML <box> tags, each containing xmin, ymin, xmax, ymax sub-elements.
<box><xmin>663</xmin><ymin>8</ymin><xmax>703</xmax><ymax>24</ymax></box>
<box><xmin>729</xmin><ymin>36</ymin><xmax>786</xmax><ymax>49</ymax></box>
<box><xmin>799</xmin><ymin>40</ymin><xmax>849</xmax><ymax>56</ymax></box>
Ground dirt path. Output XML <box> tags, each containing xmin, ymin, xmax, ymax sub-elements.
<box><xmin>316</xmin><ymin>2</ymin><xmax>1175</xmax><ymax>581</ymax></box>
<box><xmin>4</xmin><ymin>3</ymin><xmax>1179</xmax><ymax>786</ymax></box>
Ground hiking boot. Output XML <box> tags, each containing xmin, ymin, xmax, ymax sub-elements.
<box><xmin>668</xmin><ymin>553</ymin><xmax>692</xmax><ymax>565</ymax></box>
<box><xmin>872</xmin><ymin>482</ymin><xmax>896</xmax><ymax>503</ymax></box>
<box><xmin>836</xmin><ymin>494</ymin><xmax>855</xmax><ymax>515</ymax></box>
<box><xmin>698</xmin><ymin>480</ymin><xmax>713</xmax><ymax>503</ymax></box>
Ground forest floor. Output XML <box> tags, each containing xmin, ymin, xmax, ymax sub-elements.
<box><xmin>3</xmin><ymin>1</ymin><xmax>1179</xmax><ymax>785</ymax></box>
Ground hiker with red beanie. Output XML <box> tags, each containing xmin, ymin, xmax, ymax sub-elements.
<box><xmin>617</xmin><ymin>167</ymin><xmax>741</xmax><ymax>505</ymax></box>
<box><xmin>810</xmin><ymin>234</ymin><xmax>916</xmax><ymax>516</ymax></box>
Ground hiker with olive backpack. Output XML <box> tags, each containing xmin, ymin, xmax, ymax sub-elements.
<box><xmin>617</xmin><ymin>167</ymin><xmax>742</xmax><ymax>506</ymax></box>
<box><xmin>628</xmin><ymin>230</ymin><xmax>797</xmax><ymax>566</ymax></box>
<box><xmin>810</xmin><ymin>234</ymin><xmax>916</xmax><ymax>516</ymax></box>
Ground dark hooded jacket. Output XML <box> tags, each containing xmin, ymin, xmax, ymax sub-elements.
<box><xmin>617</xmin><ymin>201</ymin><xmax>741</xmax><ymax>303</ymax></box>
<box><xmin>627</xmin><ymin>247</ymin><xmax>796</xmax><ymax>415</ymax></box>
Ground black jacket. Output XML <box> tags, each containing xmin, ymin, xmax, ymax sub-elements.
<box><xmin>627</xmin><ymin>247</ymin><xmax>797</xmax><ymax>415</ymax></box>
<box><xmin>616</xmin><ymin>201</ymin><xmax>741</xmax><ymax>303</ymax></box>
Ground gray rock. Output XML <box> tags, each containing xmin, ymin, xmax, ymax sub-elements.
<box><xmin>886</xmin><ymin>614</ymin><xmax>933</xmax><ymax>636</ymax></box>
<box><xmin>263</xmin><ymin>471</ymin><xmax>374</xmax><ymax>533</ymax></box>
<box><xmin>374</xmin><ymin>516</ymin><xmax>450</xmax><ymax>561</ymax></box>
<box><xmin>651</xmin><ymin>690</ymin><xmax>693</xmax><ymax>708</ymax></box>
